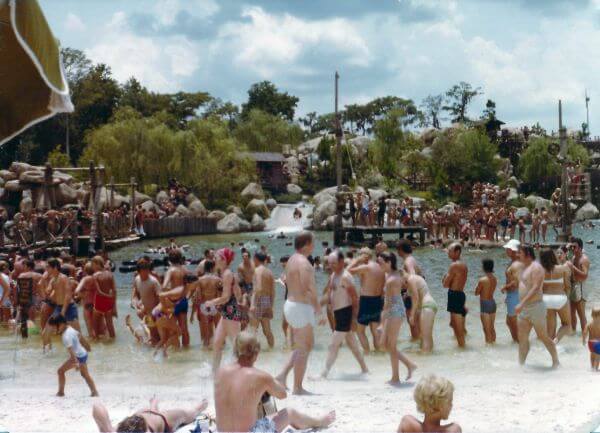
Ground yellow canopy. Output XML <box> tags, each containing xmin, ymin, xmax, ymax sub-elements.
<box><xmin>0</xmin><ymin>0</ymin><xmax>73</xmax><ymax>146</ymax></box>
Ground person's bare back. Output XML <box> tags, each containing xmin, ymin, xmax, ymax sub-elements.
<box><xmin>399</xmin><ymin>415</ymin><xmax>462</xmax><ymax>433</ymax></box>
<box><xmin>476</xmin><ymin>274</ymin><xmax>496</xmax><ymax>301</ymax></box>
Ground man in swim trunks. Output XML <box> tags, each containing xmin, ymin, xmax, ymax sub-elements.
<box><xmin>276</xmin><ymin>231</ymin><xmax>324</xmax><ymax>395</ymax></box>
<box><xmin>515</xmin><ymin>245</ymin><xmax>559</xmax><ymax>368</ymax></box>
<box><xmin>250</xmin><ymin>251</ymin><xmax>275</xmax><ymax>348</ymax></box>
<box><xmin>397</xmin><ymin>240</ymin><xmax>423</xmax><ymax>340</ymax></box>
<box><xmin>196</xmin><ymin>249</ymin><xmax>215</xmax><ymax>277</ymax></box>
<box><xmin>347</xmin><ymin>247</ymin><xmax>385</xmax><ymax>354</ymax></box>
<box><xmin>18</xmin><ymin>259</ymin><xmax>43</xmax><ymax>323</ymax></box>
<box><xmin>215</xmin><ymin>332</ymin><xmax>335</xmax><ymax>433</ymax></box>
<box><xmin>321</xmin><ymin>252</ymin><xmax>368</xmax><ymax>378</ymax></box>
<box><xmin>500</xmin><ymin>239</ymin><xmax>522</xmax><ymax>343</ymax></box>
<box><xmin>131</xmin><ymin>258</ymin><xmax>162</xmax><ymax>344</ymax></box>
<box><xmin>162</xmin><ymin>249</ymin><xmax>190</xmax><ymax>347</ymax></box>
<box><xmin>92</xmin><ymin>256</ymin><xmax>117</xmax><ymax>339</ymax></box>
<box><xmin>93</xmin><ymin>397</ymin><xmax>208</xmax><ymax>432</ymax></box>
<box><xmin>568</xmin><ymin>237</ymin><xmax>590</xmax><ymax>334</ymax></box>
<box><xmin>238</xmin><ymin>249</ymin><xmax>255</xmax><ymax>329</ymax></box>
<box><xmin>443</xmin><ymin>243</ymin><xmax>468</xmax><ymax>348</ymax></box>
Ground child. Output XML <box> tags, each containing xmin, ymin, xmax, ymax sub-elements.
<box><xmin>583</xmin><ymin>306</ymin><xmax>600</xmax><ymax>371</ymax></box>
<box><xmin>49</xmin><ymin>314</ymin><xmax>98</xmax><ymax>397</ymax></box>
<box><xmin>475</xmin><ymin>259</ymin><xmax>497</xmax><ymax>344</ymax></box>
<box><xmin>152</xmin><ymin>299</ymin><xmax>181</xmax><ymax>358</ymax></box>
<box><xmin>398</xmin><ymin>374</ymin><xmax>462</xmax><ymax>433</ymax></box>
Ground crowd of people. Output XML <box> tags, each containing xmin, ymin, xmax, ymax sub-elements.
<box><xmin>1</xmin><ymin>230</ymin><xmax>599</xmax><ymax>432</ymax></box>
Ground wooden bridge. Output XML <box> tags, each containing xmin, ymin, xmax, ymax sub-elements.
<box><xmin>334</xmin><ymin>225</ymin><xmax>427</xmax><ymax>247</ymax></box>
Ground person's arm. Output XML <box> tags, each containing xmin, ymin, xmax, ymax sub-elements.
<box><xmin>0</xmin><ymin>275</ymin><xmax>8</xmax><ymax>305</ymax></box>
<box><xmin>406</xmin><ymin>277</ymin><xmax>419</xmax><ymax>325</ymax></box>
<box><xmin>571</xmin><ymin>256</ymin><xmax>590</xmax><ymax>280</ymax></box>
<box><xmin>130</xmin><ymin>277</ymin><xmax>141</xmax><ymax>308</ymax></box>
<box><xmin>75</xmin><ymin>276</ymin><xmax>88</xmax><ymax>298</ymax></box>
<box><xmin>162</xmin><ymin>268</ymin><xmax>172</xmax><ymax>290</ymax></box>
<box><xmin>265</xmin><ymin>374</ymin><xmax>287</xmax><ymax>400</ymax></box>
<box><xmin>79</xmin><ymin>334</ymin><xmax>92</xmax><ymax>352</ymax></box>
<box><xmin>305</xmin><ymin>261</ymin><xmax>321</xmax><ymax>316</ymax></box>
<box><xmin>345</xmin><ymin>277</ymin><xmax>359</xmax><ymax>318</ymax></box>
<box><xmin>61</xmin><ymin>278</ymin><xmax>73</xmax><ymax>317</ymax></box>
<box><xmin>404</xmin><ymin>258</ymin><xmax>417</xmax><ymax>275</ymax></box>
<box><xmin>346</xmin><ymin>256</ymin><xmax>368</xmax><ymax>275</ymax></box>
<box><xmin>206</xmin><ymin>272</ymin><xmax>233</xmax><ymax>307</ymax></box>
<box><xmin>562</xmin><ymin>267</ymin><xmax>572</xmax><ymax>296</ymax></box>
<box><xmin>110</xmin><ymin>275</ymin><xmax>118</xmax><ymax>317</ymax></box>
<box><xmin>474</xmin><ymin>279</ymin><xmax>482</xmax><ymax>296</ymax></box>
<box><xmin>442</xmin><ymin>264</ymin><xmax>455</xmax><ymax>289</ymax></box>
<box><xmin>92</xmin><ymin>402</ymin><xmax>115</xmax><ymax>433</ymax></box>
<box><xmin>500</xmin><ymin>268</ymin><xmax>516</xmax><ymax>293</ymax></box>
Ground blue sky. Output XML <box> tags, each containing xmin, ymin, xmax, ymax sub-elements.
<box><xmin>40</xmin><ymin>0</ymin><xmax>600</xmax><ymax>133</ymax></box>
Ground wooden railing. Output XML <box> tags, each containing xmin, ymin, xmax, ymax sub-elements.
<box><xmin>143</xmin><ymin>217</ymin><xmax>217</xmax><ymax>239</ymax></box>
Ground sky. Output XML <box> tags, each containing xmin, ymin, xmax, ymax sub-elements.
<box><xmin>39</xmin><ymin>0</ymin><xmax>600</xmax><ymax>134</ymax></box>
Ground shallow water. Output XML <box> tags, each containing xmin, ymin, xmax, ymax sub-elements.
<box><xmin>1</xmin><ymin>223</ymin><xmax>599</xmax><ymax>432</ymax></box>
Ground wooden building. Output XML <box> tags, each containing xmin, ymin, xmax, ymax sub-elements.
<box><xmin>240</xmin><ymin>152</ymin><xmax>288</xmax><ymax>192</ymax></box>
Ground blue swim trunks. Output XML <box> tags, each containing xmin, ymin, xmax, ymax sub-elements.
<box><xmin>174</xmin><ymin>297</ymin><xmax>189</xmax><ymax>316</ymax></box>
<box><xmin>53</xmin><ymin>303</ymin><xmax>78</xmax><ymax>322</ymax></box>
<box><xmin>589</xmin><ymin>340</ymin><xmax>600</xmax><ymax>355</ymax></box>
<box><xmin>77</xmin><ymin>354</ymin><xmax>88</xmax><ymax>364</ymax></box>
<box><xmin>505</xmin><ymin>291</ymin><xmax>519</xmax><ymax>317</ymax></box>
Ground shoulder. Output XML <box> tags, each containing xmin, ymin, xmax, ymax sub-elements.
<box><xmin>398</xmin><ymin>415</ymin><xmax>421</xmax><ymax>433</ymax></box>
<box><xmin>445</xmin><ymin>422</ymin><xmax>462</xmax><ymax>433</ymax></box>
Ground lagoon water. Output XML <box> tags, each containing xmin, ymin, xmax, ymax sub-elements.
<box><xmin>1</xmin><ymin>218</ymin><xmax>599</xmax><ymax>433</ymax></box>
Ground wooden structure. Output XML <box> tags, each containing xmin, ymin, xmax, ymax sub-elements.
<box><xmin>143</xmin><ymin>216</ymin><xmax>217</xmax><ymax>239</ymax></box>
<box><xmin>240</xmin><ymin>152</ymin><xmax>287</xmax><ymax>192</ymax></box>
<box><xmin>336</xmin><ymin>225</ymin><xmax>427</xmax><ymax>247</ymax></box>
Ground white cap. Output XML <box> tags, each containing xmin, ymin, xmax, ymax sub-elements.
<box><xmin>503</xmin><ymin>239</ymin><xmax>521</xmax><ymax>252</ymax></box>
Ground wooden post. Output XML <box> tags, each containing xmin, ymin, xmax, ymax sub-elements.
<box><xmin>43</xmin><ymin>162</ymin><xmax>55</xmax><ymax>210</ymax></box>
<box><xmin>109</xmin><ymin>176</ymin><xmax>115</xmax><ymax>210</ymax></box>
<box><xmin>97</xmin><ymin>167</ymin><xmax>105</xmax><ymax>251</ymax></box>
<box><xmin>130</xmin><ymin>177</ymin><xmax>136</xmax><ymax>233</ymax></box>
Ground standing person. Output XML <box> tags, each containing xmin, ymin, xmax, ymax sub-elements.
<box><xmin>75</xmin><ymin>262</ymin><xmax>99</xmax><ymax>339</ymax></box>
<box><xmin>583</xmin><ymin>306</ymin><xmax>600</xmax><ymax>371</ymax></box>
<box><xmin>91</xmin><ymin>256</ymin><xmax>117</xmax><ymax>339</ymax></box>
<box><xmin>443</xmin><ymin>243</ymin><xmax>468</xmax><ymax>348</ymax></box>
<box><xmin>398</xmin><ymin>375</ymin><xmax>461</xmax><ymax>433</ymax></box>
<box><xmin>475</xmin><ymin>259</ymin><xmax>497</xmax><ymax>344</ymax></box>
<box><xmin>515</xmin><ymin>245</ymin><xmax>559</xmax><ymax>368</ymax></box>
<box><xmin>205</xmin><ymin>248</ymin><xmax>243</xmax><ymax>373</ymax></box>
<box><xmin>277</xmin><ymin>255</ymin><xmax>292</xmax><ymax>347</ymax></box>
<box><xmin>406</xmin><ymin>273</ymin><xmax>437</xmax><ymax>353</ymax></box>
<box><xmin>214</xmin><ymin>332</ymin><xmax>335</xmax><ymax>433</ymax></box>
<box><xmin>249</xmin><ymin>251</ymin><xmax>275</xmax><ymax>348</ymax></box>
<box><xmin>500</xmin><ymin>240</ymin><xmax>522</xmax><ymax>343</ymax></box>
<box><xmin>377</xmin><ymin>252</ymin><xmax>417</xmax><ymax>384</ymax></box>
<box><xmin>397</xmin><ymin>240</ymin><xmax>423</xmax><ymax>340</ymax></box>
<box><xmin>377</xmin><ymin>196</ymin><xmax>387</xmax><ymax>227</ymax></box>
<box><xmin>15</xmin><ymin>259</ymin><xmax>42</xmax><ymax>324</ymax></box>
<box><xmin>196</xmin><ymin>249</ymin><xmax>215</xmax><ymax>277</ymax></box>
<box><xmin>347</xmin><ymin>248</ymin><xmax>385</xmax><ymax>354</ymax></box>
<box><xmin>48</xmin><ymin>314</ymin><xmax>98</xmax><ymax>397</ymax></box>
<box><xmin>568</xmin><ymin>238</ymin><xmax>590</xmax><ymax>334</ymax></box>
<box><xmin>540</xmin><ymin>208</ymin><xmax>549</xmax><ymax>243</ymax></box>
<box><xmin>238</xmin><ymin>249</ymin><xmax>255</xmax><ymax>329</ymax></box>
<box><xmin>276</xmin><ymin>232</ymin><xmax>324</xmax><ymax>395</ymax></box>
<box><xmin>162</xmin><ymin>249</ymin><xmax>190</xmax><ymax>347</ymax></box>
<box><xmin>191</xmin><ymin>260</ymin><xmax>221</xmax><ymax>349</ymax></box>
<box><xmin>321</xmin><ymin>252</ymin><xmax>368</xmax><ymax>378</ymax></box>
<box><xmin>530</xmin><ymin>209</ymin><xmax>540</xmax><ymax>243</ymax></box>
<box><xmin>539</xmin><ymin>249</ymin><xmax>572</xmax><ymax>343</ymax></box>
<box><xmin>130</xmin><ymin>258</ymin><xmax>162</xmax><ymax>344</ymax></box>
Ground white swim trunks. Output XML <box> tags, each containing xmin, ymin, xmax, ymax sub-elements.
<box><xmin>284</xmin><ymin>300</ymin><xmax>316</xmax><ymax>329</ymax></box>
<box><xmin>543</xmin><ymin>294</ymin><xmax>568</xmax><ymax>311</ymax></box>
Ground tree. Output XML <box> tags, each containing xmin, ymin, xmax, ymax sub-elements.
<box><xmin>202</xmin><ymin>98</ymin><xmax>240</xmax><ymax>128</ymax></box>
<box><xmin>518</xmin><ymin>137</ymin><xmax>559</xmax><ymax>185</ymax></box>
<box><xmin>61</xmin><ymin>47</ymin><xmax>92</xmax><ymax>86</ymax></box>
<box><xmin>443</xmin><ymin>82</ymin><xmax>482</xmax><ymax>123</ymax></box>
<box><xmin>299</xmin><ymin>112</ymin><xmax>318</xmax><ymax>133</ymax></box>
<box><xmin>481</xmin><ymin>99</ymin><xmax>505</xmax><ymax>142</ymax></box>
<box><xmin>420</xmin><ymin>94</ymin><xmax>444</xmax><ymax>129</ymax></box>
<box><xmin>47</xmin><ymin>145</ymin><xmax>71</xmax><ymax>167</ymax></box>
<box><xmin>234</xmin><ymin>109</ymin><xmax>304</xmax><ymax>152</ymax></box>
<box><xmin>241</xmin><ymin>81</ymin><xmax>299</xmax><ymax>121</ymax></box>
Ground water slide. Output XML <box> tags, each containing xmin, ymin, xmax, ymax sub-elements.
<box><xmin>265</xmin><ymin>202</ymin><xmax>313</xmax><ymax>233</ymax></box>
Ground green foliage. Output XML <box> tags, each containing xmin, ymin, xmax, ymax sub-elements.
<box><xmin>344</xmin><ymin>97</ymin><xmax>422</xmax><ymax>136</ymax></box>
<box><xmin>420</xmin><ymin>94</ymin><xmax>444</xmax><ymax>129</ymax></box>
<box><xmin>47</xmin><ymin>145</ymin><xmax>71</xmax><ymax>167</ymax></box>
<box><xmin>234</xmin><ymin>109</ymin><xmax>304</xmax><ymax>152</ymax></box>
<box><xmin>443</xmin><ymin>82</ymin><xmax>483</xmax><ymax>123</ymax></box>
<box><xmin>317</xmin><ymin>136</ymin><xmax>334</xmax><ymax>162</ymax></box>
<box><xmin>241</xmin><ymin>81</ymin><xmax>299</xmax><ymax>121</ymax></box>
<box><xmin>80</xmin><ymin>108</ymin><xmax>255</xmax><ymax>209</ymax></box>
<box><xmin>518</xmin><ymin>136</ymin><xmax>560</xmax><ymax>184</ymax></box>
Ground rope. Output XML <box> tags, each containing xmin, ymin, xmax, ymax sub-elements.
<box><xmin>345</xmin><ymin>141</ymin><xmax>356</xmax><ymax>180</ymax></box>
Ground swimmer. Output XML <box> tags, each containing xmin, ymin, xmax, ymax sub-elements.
<box><xmin>91</xmin><ymin>256</ymin><xmax>117</xmax><ymax>339</ymax></box>
<box><xmin>320</xmin><ymin>252</ymin><xmax>368</xmax><ymax>378</ymax></box>
<box><xmin>443</xmin><ymin>243</ymin><xmax>468</xmax><ymax>348</ymax></box>
<box><xmin>249</xmin><ymin>251</ymin><xmax>275</xmax><ymax>348</ymax></box>
<box><xmin>406</xmin><ymin>273</ymin><xmax>437</xmax><ymax>353</ymax></box>
<box><xmin>500</xmin><ymin>240</ymin><xmax>522</xmax><ymax>343</ymax></box>
<box><xmin>474</xmin><ymin>259</ymin><xmax>497</xmax><ymax>344</ymax></box>
<box><xmin>131</xmin><ymin>258</ymin><xmax>162</xmax><ymax>344</ymax></box>
<box><xmin>162</xmin><ymin>249</ymin><xmax>190</xmax><ymax>347</ymax></box>
<box><xmin>568</xmin><ymin>238</ymin><xmax>590</xmax><ymax>334</ymax></box>
<box><xmin>582</xmin><ymin>306</ymin><xmax>600</xmax><ymax>371</ymax></box>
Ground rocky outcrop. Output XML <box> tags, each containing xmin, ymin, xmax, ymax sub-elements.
<box><xmin>312</xmin><ymin>198</ymin><xmax>337</xmax><ymax>229</ymax></box>
<box><xmin>241</xmin><ymin>182</ymin><xmax>265</xmax><ymax>200</ymax></box>
<box><xmin>575</xmin><ymin>202</ymin><xmax>599</xmax><ymax>221</ymax></box>
<box><xmin>175</xmin><ymin>204</ymin><xmax>191</xmax><ymax>217</ymax></box>
<box><xmin>265</xmin><ymin>198</ymin><xmax>277</xmax><ymax>210</ymax></box>
<box><xmin>250</xmin><ymin>214</ymin><xmax>266</xmax><ymax>231</ymax></box>
<box><xmin>19</xmin><ymin>196</ymin><xmax>33</xmax><ymax>214</ymax></box>
<box><xmin>287</xmin><ymin>183</ymin><xmax>302</xmax><ymax>195</ymax></box>
<box><xmin>188</xmin><ymin>200</ymin><xmax>207</xmax><ymax>217</ymax></box>
<box><xmin>208</xmin><ymin>210</ymin><xmax>226</xmax><ymax>221</ymax></box>
<box><xmin>368</xmin><ymin>188</ymin><xmax>387</xmax><ymax>202</ymax></box>
<box><xmin>156</xmin><ymin>190</ymin><xmax>170</xmax><ymax>204</ymax></box>
<box><xmin>246</xmin><ymin>199</ymin><xmax>270</xmax><ymax>219</ymax></box>
<box><xmin>141</xmin><ymin>200</ymin><xmax>159</xmax><ymax>213</ymax></box>
<box><xmin>217</xmin><ymin>213</ymin><xmax>251</xmax><ymax>233</ymax></box>
<box><xmin>227</xmin><ymin>205</ymin><xmax>244</xmax><ymax>217</ymax></box>
<box><xmin>56</xmin><ymin>183</ymin><xmax>79</xmax><ymax>207</ymax></box>
<box><xmin>0</xmin><ymin>170</ymin><xmax>16</xmax><ymax>181</ymax></box>
<box><xmin>185</xmin><ymin>193</ymin><xmax>200</xmax><ymax>206</ymax></box>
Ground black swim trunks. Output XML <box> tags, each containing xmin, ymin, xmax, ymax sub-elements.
<box><xmin>357</xmin><ymin>295</ymin><xmax>383</xmax><ymax>325</ymax></box>
<box><xmin>447</xmin><ymin>290</ymin><xmax>467</xmax><ymax>316</ymax></box>
<box><xmin>334</xmin><ymin>305</ymin><xmax>353</xmax><ymax>332</ymax></box>
<box><xmin>401</xmin><ymin>288</ymin><xmax>413</xmax><ymax>311</ymax></box>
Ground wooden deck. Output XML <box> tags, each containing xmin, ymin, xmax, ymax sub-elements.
<box><xmin>334</xmin><ymin>225</ymin><xmax>427</xmax><ymax>247</ymax></box>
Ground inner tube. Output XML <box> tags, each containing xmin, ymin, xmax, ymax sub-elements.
<box><xmin>122</xmin><ymin>260</ymin><xmax>137</xmax><ymax>267</ymax></box>
<box><xmin>119</xmin><ymin>265</ymin><xmax>137</xmax><ymax>273</ymax></box>
<box><xmin>152</xmin><ymin>258</ymin><xmax>167</xmax><ymax>268</ymax></box>
<box><xmin>189</xmin><ymin>258</ymin><xmax>200</xmax><ymax>265</ymax></box>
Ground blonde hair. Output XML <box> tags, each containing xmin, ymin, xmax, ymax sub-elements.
<box><xmin>91</xmin><ymin>255</ymin><xmax>105</xmax><ymax>269</ymax></box>
<box><xmin>234</xmin><ymin>331</ymin><xmax>260</xmax><ymax>361</ymax></box>
<box><xmin>414</xmin><ymin>374</ymin><xmax>454</xmax><ymax>415</ymax></box>
<box><xmin>359</xmin><ymin>247</ymin><xmax>373</xmax><ymax>258</ymax></box>
<box><xmin>592</xmin><ymin>305</ymin><xmax>600</xmax><ymax>319</ymax></box>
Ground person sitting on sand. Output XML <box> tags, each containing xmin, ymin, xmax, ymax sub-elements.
<box><xmin>398</xmin><ymin>374</ymin><xmax>461</xmax><ymax>433</ymax></box>
<box><xmin>475</xmin><ymin>259</ymin><xmax>497</xmax><ymax>344</ymax></box>
<box><xmin>48</xmin><ymin>314</ymin><xmax>98</xmax><ymax>397</ymax></box>
<box><xmin>93</xmin><ymin>397</ymin><xmax>208</xmax><ymax>433</ymax></box>
<box><xmin>214</xmin><ymin>331</ymin><xmax>335</xmax><ymax>433</ymax></box>
<box><xmin>583</xmin><ymin>305</ymin><xmax>600</xmax><ymax>371</ymax></box>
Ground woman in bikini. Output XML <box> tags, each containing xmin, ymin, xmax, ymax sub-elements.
<box><xmin>377</xmin><ymin>252</ymin><xmax>417</xmax><ymax>384</ymax></box>
<box><xmin>74</xmin><ymin>262</ymin><xmax>99</xmax><ymax>339</ymax></box>
<box><xmin>406</xmin><ymin>273</ymin><xmax>437</xmax><ymax>353</ymax></box>
<box><xmin>540</xmin><ymin>207</ymin><xmax>549</xmax><ymax>243</ymax></box>
<box><xmin>540</xmin><ymin>248</ymin><xmax>572</xmax><ymax>343</ymax></box>
<box><xmin>205</xmin><ymin>248</ymin><xmax>243</xmax><ymax>373</ymax></box>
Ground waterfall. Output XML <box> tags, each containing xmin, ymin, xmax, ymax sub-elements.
<box><xmin>265</xmin><ymin>202</ymin><xmax>313</xmax><ymax>233</ymax></box>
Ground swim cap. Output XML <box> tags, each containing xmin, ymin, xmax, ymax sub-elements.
<box><xmin>217</xmin><ymin>248</ymin><xmax>235</xmax><ymax>265</ymax></box>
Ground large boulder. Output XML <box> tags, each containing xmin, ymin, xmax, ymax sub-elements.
<box><xmin>507</xmin><ymin>188</ymin><xmax>519</xmax><ymax>202</ymax></box>
<box><xmin>575</xmin><ymin>202</ymin><xmax>599</xmax><ymax>221</ymax></box>
<box><xmin>314</xmin><ymin>186</ymin><xmax>338</xmax><ymax>207</ymax></box>
<box><xmin>176</xmin><ymin>204</ymin><xmax>191</xmax><ymax>217</ymax></box>
<box><xmin>185</xmin><ymin>193</ymin><xmax>200</xmax><ymax>206</ymax></box>
<box><xmin>250</xmin><ymin>214</ymin><xmax>266</xmax><ymax>231</ymax></box>
<box><xmin>56</xmin><ymin>183</ymin><xmax>79</xmax><ymax>206</ymax></box>
<box><xmin>246</xmin><ymin>199</ymin><xmax>270</xmax><ymax>219</ymax></box>
<box><xmin>217</xmin><ymin>213</ymin><xmax>251</xmax><ymax>233</ymax></box>
<box><xmin>265</xmin><ymin>198</ymin><xmax>277</xmax><ymax>210</ymax></box>
<box><xmin>287</xmin><ymin>183</ymin><xmax>302</xmax><ymax>195</ymax></box>
<box><xmin>368</xmin><ymin>188</ymin><xmax>387</xmax><ymax>202</ymax></box>
<box><xmin>125</xmin><ymin>191</ymin><xmax>152</xmax><ymax>206</ymax></box>
<box><xmin>0</xmin><ymin>170</ymin><xmax>16</xmax><ymax>181</ymax></box>
<box><xmin>9</xmin><ymin>162</ymin><xmax>37</xmax><ymax>175</ymax></box>
<box><xmin>156</xmin><ymin>190</ymin><xmax>170</xmax><ymax>204</ymax></box>
<box><xmin>438</xmin><ymin>203</ymin><xmax>457</xmax><ymax>215</ymax></box>
<box><xmin>312</xmin><ymin>198</ymin><xmax>337</xmax><ymax>229</ymax></box>
<box><xmin>241</xmin><ymin>182</ymin><xmax>265</xmax><ymax>200</ymax></box>
<box><xmin>141</xmin><ymin>200</ymin><xmax>159</xmax><ymax>213</ymax></box>
<box><xmin>188</xmin><ymin>200</ymin><xmax>207</xmax><ymax>217</ymax></box>
<box><xmin>208</xmin><ymin>210</ymin><xmax>227</xmax><ymax>221</ymax></box>
<box><xmin>227</xmin><ymin>205</ymin><xmax>244</xmax><ymax>217</ymax></box>
<box><xmin>19</xmin><ymin>170</ymin><xmax>45</xmax><ymax>184</ymax></box>
<box><xmin>515</xmin><ymin>207</ymin><xmax>530</xmax><ymax>219</ymax></box>
<box><xmin>4</xmin><ymin>180</ymin><xmax>25</xmax><ymax>192</ymax></box>
<box><xmin>324</xmin><ymin>215</ymin><xmax>337</xmax><ymax>230</ymax></box>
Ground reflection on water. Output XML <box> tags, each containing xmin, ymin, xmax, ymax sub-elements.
<box><xmin>1</xmin><ymin>223</ymin><xmax>599</xmax><ymax>395</ymax></box>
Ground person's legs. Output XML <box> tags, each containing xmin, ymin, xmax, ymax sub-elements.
<box><xmin>103</xmin><ymin>314</ymin><xmax>115</xmax><ymax>339</ymax></box>
<box><xmin>575</xmin><ymin>300</ymin><xmax>587</xmax><ymax>334</ymax></box>
<box><xmin>344</xmin><ymin>332</ymin><xmax>368</xmax><ymax>373</ymax></box>
<box><xmin>260</xmin><ymin>319</ymin><xmax>275</xmax><ymax>349</ymax></box>
<box><xmin>211</xmin><ymin>319</ymin><xmax>228</xmax><ymax>374</ymax></box>
<box><xmin>57</xmin><ymin>358</ymin><xmax>76</xmax><ymax>396</ymax></box>
<box><xmin>356</xmin><ymin>323</ymin><xmax>370</xmax><ymax>354</ymax></box>
<box><xmin>321</xmin><ymin>332</ymin><xmax>345</xmax><ymax>378</ymax></box>
<box><xmin>291</xmin><ymin>325</ymin><xmax>314</xmax><ymax>394</ymax></box>
<box><xmin>79</xmin><ymin>363</ymin><xmax>99</xmax><ymax>396</ymax></box>
<box><xmin>272</xmin><ymin>408</ymin><xmax>336</xmax><ymax>432</ymax></box>
<box><xmin>546</xmin><ymin>310</ymin><xmax>557</xmax><ymax>340</ymax></box>
<box><xmin>532</xmin><ymin>319</ymin><xmax>559</xmax><ymax>367</ymax></box>
<box><xmin>408</xmin><ymin>308</ymin><xmax>420</xmax><ymax>340</ymax></box>
<box><xmin>199</xmin><ymin>311</ymin><xmax>210</xmax><ymax>348</ymax></box>
<box><xmin>84</xmin><ymin>307</ymin><xmax>95</xmax><ymax>338</ymax></box>
<box><xmin>177</xmin><ymin>313</ymin><xmax>189</xmax><ymax>347</ymax></box>
<box><xmin>419</xmin><ymin>308</ymin><xmax>435</xmax><ymax>353</ymax></box>
<box><xmin>369</xmin><ymin>322</ymin><xmax>382</xmax><ymax>351</ymax></box>
<box><xmin>570</xmin><ymin>301</ymin><xmax>578</xmax><ymax>332</ymax></box>
<box><xmin>480</xmin><ymin>314</ymin><xmax>488</xmax><ymax>343</ymax></box>
<box><xmin>451</xmin><ymin>313</ymin><xmax>466</xmax><ymax>347</ymax></box>
<box><xmin>517</xmin><ymin>319</ymin><xmax>532</xmax><ymax>365</ymax></box>
<box><xmin>507</xmin><ymin>314</ymin><xmax>518</xmax><ymax>343</ymax></box>
<box><xmin>555</xmin><ymin>305</ymin><xmax>572</xmax><ymax>343</ymax></box>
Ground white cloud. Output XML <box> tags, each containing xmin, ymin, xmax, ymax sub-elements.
<box><xmin>85</xmin><ymin>12</ymin><xmax>201</xmax><ymax>92</ymax></box>
<box><xmin>153</xmin><ymin>0</ymin><xmax>219</xmax><ymax>27</ymax></box>
<box><xmin>65</xmin><ymin>13</ymin><xmax>85</xmax><ymax>32</ymax></box>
